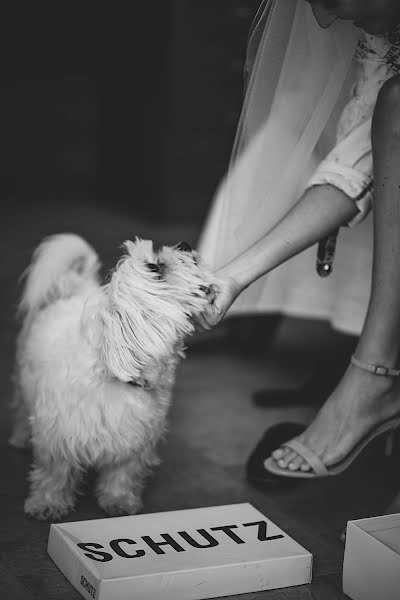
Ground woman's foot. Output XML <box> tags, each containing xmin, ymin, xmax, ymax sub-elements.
<box><xmin>269</xmin><ymin>362</ymin><xmax>400</xmax><ymax>473</ymax></box>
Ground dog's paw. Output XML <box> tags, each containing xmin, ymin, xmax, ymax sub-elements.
<box><xmin>24</xmin><ymin>496</ymin><xmax>72</xmax><ymax>521</ymax></box>
<box><xmin>98</xmin><ymin>492</ymin><xmax>143</xmax><ymax>517</ymax></box>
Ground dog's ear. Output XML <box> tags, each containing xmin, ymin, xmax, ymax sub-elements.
<box><xmin>81</xmin><ymin>288</ymin><xmax>161</xmax><ymax>383</ymax></box>
<box><xmin>99</xmin><ymin>300</ymin><xmax>156</xmax><ymax>383</ymax></box>
<box><xmin>98</xmin><ymin>257</ymin><xmax>194</xmax><ymax>383</ymax></box>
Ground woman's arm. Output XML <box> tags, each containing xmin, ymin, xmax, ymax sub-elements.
<box><xmin>218</xmin><ymin>183</ymin><xmax>357</xmax><ymax>291</ymax></box>
<box><xmin>196</xmin><ymin>183</ymin><xmax>358</xmax><ymax>330</ymax></box>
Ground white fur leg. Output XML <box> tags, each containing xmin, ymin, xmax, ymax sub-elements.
<box><xmin>96</xmin><ymin>450</ymin><xmax>159</xmax><ymax>516</ymax></box>
<box><xmin>25</xmin><ymin>459</ymin><xmax>80</xmax><ymax>521</ymax></box>
<box><xmin>9</xmin><ymin>387</ymin><xmax>31</xmax><ymax>449</ymax></box>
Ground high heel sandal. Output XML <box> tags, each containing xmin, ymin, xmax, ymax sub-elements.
<box><xmin>262</xmin><ymin>355</ymin><xmax>400</xmax><ymax>480</ymax></box>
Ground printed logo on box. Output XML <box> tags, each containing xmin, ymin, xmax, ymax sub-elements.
<box><xmin>80</xmin><ymin>574</ymin><xmax>97</xmax><ymax>599</ymax></box>
<box><xmin>76</xmin><ymin>519</ymin><xmax>284</xmax><ymax>562</ymax></box>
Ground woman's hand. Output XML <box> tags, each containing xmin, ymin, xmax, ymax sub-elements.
<box><xmin>195</xmin><ymin>274</ymin><xmax>242</xmax><ymax>331</ymax></box>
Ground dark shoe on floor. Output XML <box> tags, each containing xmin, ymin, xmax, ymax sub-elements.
<box><xmin>253</xmin><ymin>337</ymin><xmax>358</xmax><ymax>407</ymax></box>
<box><xmin>252</xmin><ymin>386</ymin><xmax>321</xmax><ymax>407</ymax></box>
<box><xmin>253</xmin><ymin>331</ymin><xmax>359</xmax><ymax>407</ymax></box>
<box><xmin>228</xmin><ymin>314</ymin><xmax>283</xmax><ymax>357</ymax></box>
<box><xmin>245</xmin><ymin>422</ymin><xmax>306</xmax><ymax>489</ymax></box>
<box><xmin>252</xmin><ymin>374</ymin><xmax>345</xmax><ymax>406</ymax></box>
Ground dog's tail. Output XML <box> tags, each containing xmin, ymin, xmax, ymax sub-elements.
<box><xmin>19</xmin><ymin>233</ymin><xmax>100</xmax><ymax>318</ymax></box>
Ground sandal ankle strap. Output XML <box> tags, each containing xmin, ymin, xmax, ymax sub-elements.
<box><xmin>351</xmin><ymin>354</ymin><xmax>400</xmax><ymax>377</ymax></box>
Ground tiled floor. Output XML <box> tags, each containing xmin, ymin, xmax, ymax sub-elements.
<box><xmin>1</xmin><ymin>195</ymin><xmax>399</xmax><ymax>599</ymax></box>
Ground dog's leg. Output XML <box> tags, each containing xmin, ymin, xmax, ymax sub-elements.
<box><xmin>25</xmin><ymin>457</ymin><xmax>80</xmax><ymax>521</ymax></box>
<box><xmin>9</xmin><ymin>385</ymin><xmax>31</xmax><ymax>449</ymax></box>
<box><xmin>96</xmin><ymin>448</ymin><xmax>159</xmax><ymax>516</ymax></box>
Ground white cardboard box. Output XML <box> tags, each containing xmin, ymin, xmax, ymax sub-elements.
<box><xmin>343</xmin><ymin>513</ymin><xmax>400</xmax><ymax>600</ymax></box>
<box><xmin>47</xmin><ymin>502</ymin><xmax>312</xmax><ymax>600</ymax></box>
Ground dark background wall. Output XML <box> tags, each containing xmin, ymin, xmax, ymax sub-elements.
<box><xmin>0</xmin><ymin>1</ymin><xmax>259</xmax><ymax>226</ymax></box>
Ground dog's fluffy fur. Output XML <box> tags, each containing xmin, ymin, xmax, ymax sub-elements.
<box><xmin>10</xmin><ymin>234</ymin><xmax>218</xmax><ymax>520</ymax></box>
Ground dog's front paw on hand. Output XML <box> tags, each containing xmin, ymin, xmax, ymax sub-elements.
<box><xmin>24</xmin><ymin>495</ymin><xmax>73</xmax><ymax>521</ymax></box>
<box><xmin>98</xmin><ymin>492</ymin><xmax>143</xmax><ymax>516</ymax></box>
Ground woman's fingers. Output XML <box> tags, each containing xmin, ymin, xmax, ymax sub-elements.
<box><xmin>194</xmin><ymin>274</ymin><xmax>241</xmax><ymax>332</ymax></box>
<box><xmin>195</xmin><ymin>312</ymin><xmax>213</xmax><ymax>331</ymax></box>
<box><xmin>206</xmin><ymin>286</ymin><xmax>217</xmax><ymax>304</ymax></box>
<box><xmin>195</xmin><ymin>302</ymin><xmax>223</xmax><ymax>331</ymax></box>
<box><xmin>204</xmin><ymin>304</ymin><xmax>222</xmax><ymax>327</ymax></box>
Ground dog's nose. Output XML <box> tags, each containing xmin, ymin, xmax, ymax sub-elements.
<box><xmin>177</xmin><ymin>241</ymin><xmax>192</xmax><ymax>252</ymax></box>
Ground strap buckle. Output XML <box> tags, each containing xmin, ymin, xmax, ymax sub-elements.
<box><xmin>374</xmin><ymin>365</ymin><xmax>389</xmax><ymax>376</ymax></box>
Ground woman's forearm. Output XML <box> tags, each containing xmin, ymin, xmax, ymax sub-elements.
<box><xmin>219</xmin><ymin>184</ymin><xmax>358</xmax><ymax>291</ymax></box>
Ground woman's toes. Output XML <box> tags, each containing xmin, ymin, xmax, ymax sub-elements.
<box><xmin>275</xmin><ymin>452</ymin><xmax>291</xmax><ymax>468</ymax></box>
<box><xmin>300</xmin><ymin>461</ymin><xmax>312</xmax><ymax>472</ymax></box>
<box><xmin>271</xmin><ymin>445</ymin><xmax>313</xmax><ymax>472</ymax></box>
<box><xmin>272</xmin><ymin>447</ymin><xmax>290</xmax><ymax>462</ymax></box>
<box><xmin>277</xmin><ymin>450</ymin><xmax>298</xmax><ymax>469</ymax></box>
<box><xmin>272</xmin><ymin>445</ymin><xmax>291</xmax><ymax>460</ymax></box>
<box><xmin>287</xmin><ymin>455</ymin><xmax>305</xmax><ymax>471</ymax></box>
<box><xmin>272</xmin><ymin>448</ymin><xmax>285</xmax><ymax>460</ymax></box>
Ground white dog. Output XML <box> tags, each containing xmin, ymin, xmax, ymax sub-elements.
<box><xmin>10</xmin><ymin>234</ymin><xmax>218</xmax><ymax>520</ymax></box>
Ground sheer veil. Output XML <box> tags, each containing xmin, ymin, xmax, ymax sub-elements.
<box><xmin>198</xmin><ymin>0</ymin><xmax>360</xmax><ymax>313</ymax></box>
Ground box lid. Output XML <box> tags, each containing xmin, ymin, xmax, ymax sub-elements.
<box><xmin>349</xmin><ymin>513</ymin><xmax>400</xmax><ymax>556</ymax></box>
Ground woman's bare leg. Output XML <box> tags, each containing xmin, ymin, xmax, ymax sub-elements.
<box><xmin>273</xmin><ymin>75</ymin><xmax>400</xmax><ymax>472</ymax></box>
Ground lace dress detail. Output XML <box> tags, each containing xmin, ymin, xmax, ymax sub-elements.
<box><xmin>336</xmin><ymin>29</ymin><xmax>400</xmax><ymax>142</ymax></box>
<box><xmin>357</xmin><ymin>26</ymin><xmax>400</xmax><ymax>72</ymax></box>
